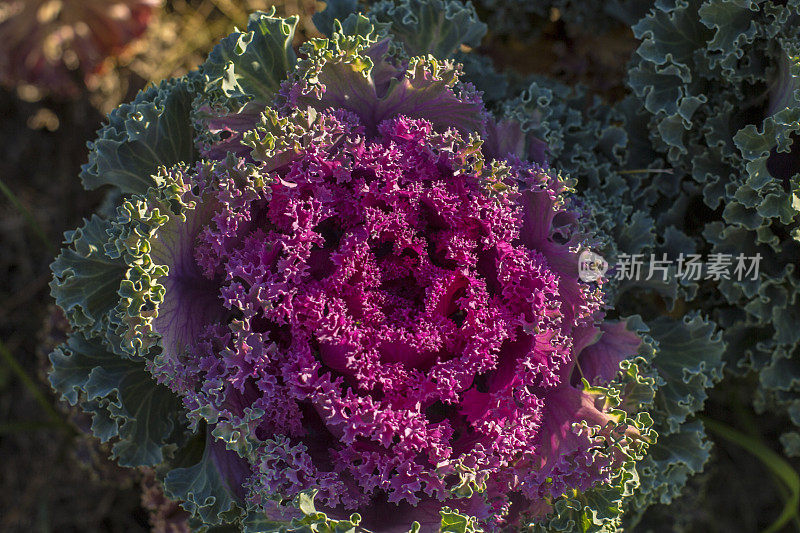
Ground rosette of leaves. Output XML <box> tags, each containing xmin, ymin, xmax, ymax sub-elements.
<box><xmin>49</xmin><ymin>2</ymin><xmax>663</xmax><ymax>531</ymax></box>
<box><xmin>0</xmin><ymin>0</ymin><xmax>159</xmax><ymax>97</ymax></box>
<box><xmin>624</xmin><ymin>0</ymin><xmax>800</xmax><ymax>457</ymax></box>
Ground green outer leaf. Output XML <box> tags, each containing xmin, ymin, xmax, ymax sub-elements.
<box><xmin>163</xmin><ymin>431</ymin><xmax>244</xmax><ymax>528</ymax></box>
<box><xmin>202</xmin><ymin>9</ymin><xmax>298</xmax><ymax>106</ymax></box>
<box><xmin>81</xmin><ymin>77</ymin><xmax>197</xmax><ymax>195</ymax></box>
<box><xmin>261</xmin><ymin>490</ymin><xmax>362</xmax><ymax>533</ymax></box>
<box><xmin>697</xmin><ymin>0</ymin><xmax>757</xmax><ymax>54</ymax></box>
<box><xmin>622</xmin><ymin>315</ymin><xmax>722</xmax><ymax>518</ymax></box>
<box><xmin>530</xmin><ymin>461</ymin><xmax>641</xmax><ymax>533</ymax></box>
<box><xmin>529</xmin><ymin>319</ymin><xmax>657</xmax><ymax>533</ymax></box>
<box><xmin>242</xmin><ymin>491</ymin><xmax>483</xmax><ymax>533</ymax></box>
<box><xmin>370</xmin><ymin>0</ymin><xmax>487</xmax><ymax>59</ymax></box>
<box><xmin>312</xmin><ymin>0</ymin><xmax>360</xmax><ymax>37</ymax></box>
<box><xmin>50</xmin><ymin>215</ymin><xmax>127</xmax><ymax>339</ymax></box>
<box><xmin>49</xmin><ymin>332</ymin><xmax>184</xmax><ymax>467</ymax></box>
<box><xmin>631</xmin><ymin>420</ymin><xmax>712</xmax><ymax>510</ymax></box>
<box><xmin>648</xmin><ymin>314</ymin><xmax>725</xmax><ymax>433</ymax></box>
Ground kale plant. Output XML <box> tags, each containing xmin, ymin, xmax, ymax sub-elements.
<box><xmin>46</xmin><ymin>0</ymin><xmax>800</xmax><ymax>531</ymax></box>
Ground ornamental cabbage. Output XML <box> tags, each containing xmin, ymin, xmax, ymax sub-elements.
<box><xmin>50</xmin><ymin>3</ymin><xmax>657</xmax><ymax>530</ymax></box>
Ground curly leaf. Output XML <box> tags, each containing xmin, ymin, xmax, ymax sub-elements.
<box><xmin>370</xmin><ymin>0</ymin><xmax>487</xmax><ymax>58</ymax></box>
<box><xmin>163</xmin><ymin>431</ymin><xmax>250</xmax><ymax>527</ymax></box>
<box><xmin>632</xmin><ymin>420</ymin><xmax>713</xmax><ymax>510</ymax></box>
<box><xmin>50</xmin><ymin>216</ymin><xmax>126</xmax><ymax>339</ymax></box>
<box><xmin>202</xmin><ymin>9</ymin><xmax>298</xmax><ymax>106</ymax></box>
<box><xmin>81</xmin><ymin>77</ymin><xmax>197</xmax><ymax>194</ymax></box>
<box><xmin>50</xmin><ymin>332</ymin><xmax>184</xmax><ymax>466</ymax></box>
<box><xmin>312</xmin><ymin>0</ymin><xmax>360</xmax><ymax>37</ymax></box>
<box><xmin>649</xmin><ymin>314</ymin><xmax>725</xmax><ymax>433</ymax></box>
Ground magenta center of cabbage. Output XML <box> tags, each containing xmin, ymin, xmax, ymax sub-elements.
<box><xmin>191</xmin><ymin>115</ymin><xmax>576</xmax><ymax>508</ymax></box>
